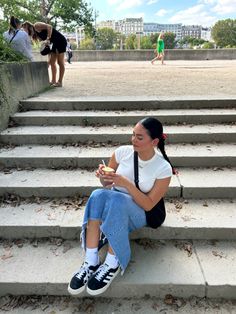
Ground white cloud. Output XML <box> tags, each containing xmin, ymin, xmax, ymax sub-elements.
<box><xmin>169</xmin><ymin>4</ymin><xmax>217</xmax><ymax>26</ymax></box>
<box><xmin>212</xmin><ymin>0</ymin><xmax>236</xmax><ymax>14</ymax></box>
<box><xmin>117</xmin><ymin>0</ymin><xmax>143</xmax><ymax>11</ymax></box>
<box><xmin>155</xmin><ymin>9</ymin><xmax>169</xmax><ymax>17</ymax></box>
<box><xmin>147</xmin><ymin>0</ymin><xmax>159</xmax><ymax>5</ymax></box>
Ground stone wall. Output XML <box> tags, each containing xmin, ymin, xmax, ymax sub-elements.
<box><xmin>33</xmin><ymin>49</ymin><xmax>236</xmax><ymax>62</ymax></box>
<box><xmin>0</xmin><ymin>62</ymin><xmax>49</xmax><ymax>131</ymax></box>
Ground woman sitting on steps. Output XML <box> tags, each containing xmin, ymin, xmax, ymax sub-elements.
<box><xmin>68</xmin><ymin>117</ymin><xmax>175</xmax><ymax>296</ymax></box>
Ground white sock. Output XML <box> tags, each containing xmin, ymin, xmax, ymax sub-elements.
<box><xmin>104</xmin><ymin>252</ymin><xmax>119</xmax><ymax>269</ymax></box>
<box><xmin>85</xmin><ymin>247</ymin><xmax>99</xmax><ymax>266</ymax></box>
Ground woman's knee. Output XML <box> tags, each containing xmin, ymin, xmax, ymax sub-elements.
<box><xmin>90</xmin><ymin>188</ymin><xmax>109</xmax><ymax>201</ymax></box>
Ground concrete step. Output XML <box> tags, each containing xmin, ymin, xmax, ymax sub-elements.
<box><xmin>0</xmin><ymin>168</ymin><xmax>180</xmax><ymax>198</ymax></box>
<box><xmin>0</xmin><ymin>199</ymin><xmax>235</xmax><ymax>240</ymax></box>
<box><xmin>180</xmin><ymin>168</ymin><xmax>236</xmax><ymax>198</ymax></box>
<box><xmin>0</xmin><ymin>168</ymin><xmax>235</xmax><ymax>198</ymax></box>
<box><xmin>20</xmin><ymin>96</ymin><xmax>236</xmax><ymax>111</ymax></box>
<box><xmin>1</xmin><ymin>238</ymin><xmax>236</xmax><ymax>299</ymax></box>
<box><xmin>1</xmin><ymin>124</ymin><xmax>235</xmax><ymax>145</ymax></box>
<box><xmin>11</xmin><ymin>109</ymin><xmax>236</xmax><ymax>126</ymax></box>
<box><xmin>0</xmin><ymin>144</ymin><xmax>235</xmax><ymax>169</ymax></box>
<box><xmin>3</xmin><ymin>296</ymin><xmax>236</xmax><ymax>314</ymax></box>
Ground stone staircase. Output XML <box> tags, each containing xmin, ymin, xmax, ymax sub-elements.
<box><xmin>0</xmin><ymin>97</ymin><xmax>236</xmax><ymax>299</ymax></box>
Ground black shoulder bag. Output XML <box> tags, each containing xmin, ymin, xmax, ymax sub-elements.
<box><xmin>9</xmin><ymin>30</ymin><xmax>19</xmax><ymax>43</ymax></box>
<box><xmin>134</xmin><ymin>151</ymin><xmax>166</xmax><ymax>229</ymax></box>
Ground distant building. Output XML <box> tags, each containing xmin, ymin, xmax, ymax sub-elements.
<box><xmin>144</xmin><ymin>23</ymin><xmax>182</xmax><ymax>40</ymax></box>
<box><xmin>98</xmin><ymin>18</ymin><xmax>143</xmax><ymax>36</ymax></box>
<box><xmin>97</xmin><ymin>18</ymin><xmax>211</xmax><ymax>42</ymax></box>
<box><xmin>201</xmin><ymin>27</ymin><xmax>212</xmax><ymax>41</ymax></box>
<box><xmin>97</xmin><ymin>20</ymin><xmax>116</xmax><ymax>30</ymax></box>
<box><xmin>182</xmin><ymin>25</ymin><xmax>201</xmax><ymax>39</ymax></box>
<box><xmin>116</xmin><ymin>18</ymin><xmax>143</xmax><ymax>36</ymax></box>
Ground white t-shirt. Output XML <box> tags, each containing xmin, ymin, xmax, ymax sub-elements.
<box><xmin>3</xmin><ymin>30</ymin><xmax>33</xmax><ymax>61</ymax></box>
<box><xmin>114</xmin><ymin>145</ymin><xmax>172</xmax><ymax>194</ymax></box>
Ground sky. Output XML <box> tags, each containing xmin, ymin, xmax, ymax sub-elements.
<box><xmin>88</xmin><ymin>0</ymin><xmax>236</xmax><ymax>27</ymax></box>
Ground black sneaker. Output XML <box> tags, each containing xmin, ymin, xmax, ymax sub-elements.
<box><xmin>68</xmin><ymin>262</ymin><xmax>100</xmax><ymax>295</ymax></box>
<box><xmin>87</xmin><ymin>263</ymin><xmax>120</xmax><ymax>296</ymax></box>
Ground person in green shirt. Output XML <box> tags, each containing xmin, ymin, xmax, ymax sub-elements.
<box><xmin>151</xmin><ymin>32</ymin><xmax>165</xmax><ymax>65</ymax></box>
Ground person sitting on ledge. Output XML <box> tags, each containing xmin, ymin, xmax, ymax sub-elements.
<box><xmin>68</xmin><ymin>117</ymin><xmax>175</xmax><ymax>296</ymax></box>
<box><xmin>3</xmin><ymin>16</ymin><xmax>33</xmax><ymax>61</ymax></box>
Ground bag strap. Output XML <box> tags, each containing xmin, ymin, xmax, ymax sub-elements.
<box><xmin>134</xmin><ymin>151</ymin><xmax>140</xmax><ymax>190</ymax></box>
<box><xmin>9</xmin><ymin>30</ymin><xmax>19</xmax><ymax>43</ymax></box>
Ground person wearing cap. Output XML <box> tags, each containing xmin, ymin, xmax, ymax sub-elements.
<box><xmin>3</xmin><ymin>16</ymin><xmax>33</xmax><ymax>61</ymax></box>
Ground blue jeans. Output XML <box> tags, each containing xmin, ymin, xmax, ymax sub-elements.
<box><xmin>81</xmin><ymin>188</ymin><xmax>147</xmax><ymax>273</ymax></box>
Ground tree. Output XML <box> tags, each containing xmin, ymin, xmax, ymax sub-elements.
<box><xmin>95</xmin><ymin>28</ymin><xmax>117</xmax><ymax>50</ymax></box>
<box><xmin>0</xmin><ymin>0</ymin><xmax>94</xmax><ymax>34</ymax></box>
<box><xmin>125</xmin><ymin>34</ymin><xmax>137</xmax><ymax>49</ymax></box>
<box><xmin>79</xmin><ymin>37</ymin><xmax>95</xmax><ymax>50</ymax></box>
<box><xmin>202</xmin><ymin>42</ymin><xmax>214</xmax><ymax>49</ymax></box>
<box><xmin>178</xmin><ymin>36</ymin><xmax>207</xmax><ymax>48</ymax></box>
<box><xmin>140</xmin><ymin>36</ymin><xmax>152</xmax><ymax>49</ymax></box>
<box><xmin>212</xmin><ymin>19</ymin><xmax>236</xmax><ymax>47</ymax></box>
<box><xmin>150</xmin><ymin>33</ymin><xmax>159</xmax><ymax>47</ymax></box>
<box><xmin>163</xmin><ymin>32</ymin><xmax>176</xmax><ymax>49</ymax></box>
<box><xmin>150</xmin><ymin>32</ymin><xmax>176</xmax><ymax>49</ymax></box>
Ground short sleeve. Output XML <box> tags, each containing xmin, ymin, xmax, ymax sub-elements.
<box><xmin>114</xmin><ymin>146</ymin><xmax>132</xmax><ymax>164</ymax></box>
<box><xmin>157</xmin><ymin>161</ymin><xmax>172</xmax><ymax>179</ymax></box>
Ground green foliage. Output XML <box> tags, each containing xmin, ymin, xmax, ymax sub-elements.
<box><xmin>150</xmin><ymin>33</ymin><xmax>159</xmax><ymax>47</ymax></box>
<box><xmin>140</xmin><ymin>36</ymin><xmax>152</xmax><ymax>49</ymax></box>
<box><xmin>179</xmin><ymin>36</ymin><xmax>206</xmax><ymax>48</ymax></box>
<box><xmin>70</xmin><ymin>42</ymin><xmax>77</xmax><ymax>50</ymax></box>
<box><xmin>95</xmin><ymin>28</ymin><xmax>117</xmax><ymax>50</ymax></box>
<box><xmin>202</xmin><ymin>42</ymin><xmax>214</xmax><ymax>49</ymax></box>
<box><xmin>163</xmin><ymin>32</ymin><xmax>176</xmax><ymax>49</ymax></box>
<box><xmin>79</xmin><ymin>37</ymin><xmax>95</xmax><ymax>50</ymax></box>
<box><xmin>125</xmin><ymin>34</ymin><xmax>137</xmax><ymax>49</ymax></box>
<box><xmin>114</xmin><ymin>33</ymin><xmax>126</xmax><ymax>50</ymax></box>
<box><xmin>0</xmin><ymin>0</ymin><xmax>94</xmax><ymax>34</ymax></box>
<box><xmin>150</xmin><ymin>32</ymin><xmax>176</xmax><ymax>49</ymax></box>
<box><xmin>0</xmin><ymin>34</ymin><xmax>28</xmax><ymax>62</ymax></box>
<box><xmin>212</xmin><ymin>19</ymin><xmax>236</xmax><ymax>47</ymax></box>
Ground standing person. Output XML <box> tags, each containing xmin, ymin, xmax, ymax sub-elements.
<box><xmin>22</xmin><ymin>21</ymin><xmax>67</xmax><ymax>87</ymax></box>
<box><xmin>3</xmin><ymin>16</ymin><xmax>33</xmax><ymax>61</ymax></box>
<box><xmin>151</xmin><ymin>32</ymin><xmax>165</xmax><ymax>65</ymax></box>
<box><xmin>68</xmin><ymin>117</ymin><xmax>174</xmax><ymax>296</ymax></box>
<box><xmin>66</xmin><ymin>38</ymin><xmax>73</xmax><ymax>64</ymax></box>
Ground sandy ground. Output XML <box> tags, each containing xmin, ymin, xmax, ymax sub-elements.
<box><xmin>42</xmin><ymin>60</ymin><xmax>236</xmax><ymax>98</ymax></box>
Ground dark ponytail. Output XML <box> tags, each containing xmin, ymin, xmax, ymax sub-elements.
<box><xmin>139</xmin><ymin>117</ymin><xmax>176</xmax><ymax>175</ymax></box>
<box><xmin>8</xmin><ymin>16</ymin><xmax>21</xmax><ymax>34</ymax></box>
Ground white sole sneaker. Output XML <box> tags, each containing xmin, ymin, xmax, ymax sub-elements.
<box><xmin>87</xmin><ymin>267</ymin><xmax>120</xmax><ymax>296</ymax></box>
<box><xmin>67</xmin><ymin>283</ymin><xmax>86</xmax><ymax>295</ymax></box>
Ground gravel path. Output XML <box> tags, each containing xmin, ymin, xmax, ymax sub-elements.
<box><xmin>40</xmin><ymin>60</ymin><xmax>236</xmax><ymax>98</ymax></box>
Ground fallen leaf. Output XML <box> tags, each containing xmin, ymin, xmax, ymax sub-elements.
<box><xmin>184</xmin><ymin>243</ymin><xmax>193</xmax><ymax>257</ymax></box>
<box><xmin>1</xmin><ymin>249</ymin><xmax>13</xmax><ymax>260</ymax></box>
<box><xmin>164</xmin><ymin>294</ymin><xmax>175</xmax><ymax>305</ymax></box>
